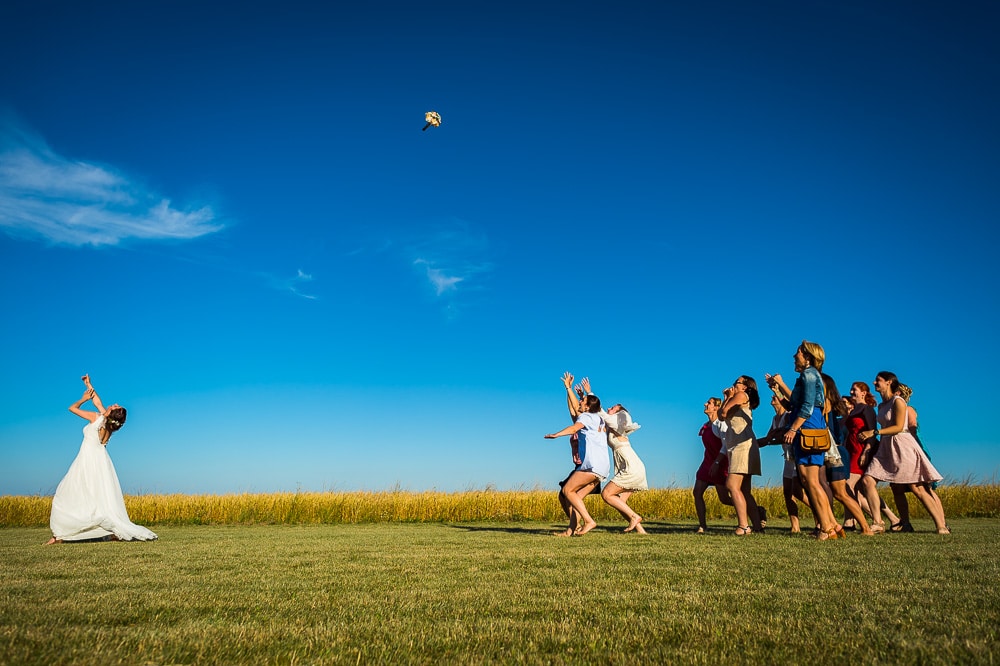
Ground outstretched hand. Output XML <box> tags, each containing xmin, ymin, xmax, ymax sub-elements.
<box><xmin>81</xmin><ymin>374</ymin><xmax>93</xmax><ymax>388</ymax></box>
<box><xmin>561</xmin><ymin>372</ymin><xmax>574</xmax><ymax>389</ymax></box>
<box><xmin>580</xmin><ymin>377</ymin><xmax>591</xmax><ymax>394</ymax></box>
<box><xmin>544</xmin><ymin>433</ymin><xmax>559</xmax><ymax>439</ymax></box>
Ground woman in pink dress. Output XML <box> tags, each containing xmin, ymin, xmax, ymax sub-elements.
<box><xmin>864</xmin><ymin>371</ymin><xmax>949</xmax><ymax>534</ymax></box>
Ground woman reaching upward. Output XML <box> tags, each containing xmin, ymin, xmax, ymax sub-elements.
<box><xmin>46</xmin><ymin>375</ymin><xmax>157</xmax><ymax>544</ymax></box>
<box><xmin>544</xmin><ymin>372</ymin><xmax>610</xmax><ymax>536</ymax></box>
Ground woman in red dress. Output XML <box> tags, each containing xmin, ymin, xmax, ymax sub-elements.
<box><xmin>692</xmin><ymin>397</ymin><xmax>733</xmax><ymax>533</ymax></box>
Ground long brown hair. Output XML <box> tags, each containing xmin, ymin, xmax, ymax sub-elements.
<box><xmin>822</xmin><ymin>374</ymin><xmax>847</xmax><ymax>417</ymax></box>
<box><xmin>104</xmin><ymin>407</ymin><xmax>127</xmax><ymax>433</ymax></box>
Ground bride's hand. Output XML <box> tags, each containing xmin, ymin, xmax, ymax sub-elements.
<box><xmin>81</xmin><ymin>374</ymin><xmax>92</xmax><ymax>388</ymax></box>
<box><xmin>82</xmin><ymin>388</ymin><xmax>95</xmax><ymax>401</ymax></box>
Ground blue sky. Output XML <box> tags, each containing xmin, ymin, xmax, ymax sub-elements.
<box><xmin>1</xmin><ymin>0</ymin><xmax>998</xmax><ymax>496</ymax></box>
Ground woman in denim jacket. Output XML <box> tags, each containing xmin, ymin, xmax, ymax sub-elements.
<box><xmin>770</xmin><ymin>340</ymin><xmax>841</xmax><ymax>540</ymax></box>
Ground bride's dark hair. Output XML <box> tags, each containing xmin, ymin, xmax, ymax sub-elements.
<box><xmin>105</xmin><ymin>407</ymin><xmax>127</xmax><ymax>433</ymax></box>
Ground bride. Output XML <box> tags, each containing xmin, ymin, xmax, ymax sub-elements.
<box><xmin>45</xmin><ymin>375</ymin><xmax>157</xmax><ymax>544</ymax></box>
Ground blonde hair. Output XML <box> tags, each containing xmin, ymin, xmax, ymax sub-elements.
<box><xmin>898</xmin><ymin>384</ymin><xmax>913</xmax><ymax>401</ymax></box>
<box><xmin>799</xmin><ymin>340</ymin><xmax>825</xmax><ymax>371</ymax></box>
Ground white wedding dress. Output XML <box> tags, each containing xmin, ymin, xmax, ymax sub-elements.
<box><xmin>49</xmin><ymin>414</ymin><xmax>158</xmax><ymax>542</ymax></box>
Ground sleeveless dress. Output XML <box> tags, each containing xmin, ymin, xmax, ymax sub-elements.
<box><xmin>866</xmin><ymin>398</ymin><xmax>943</xmax><ymax>485</ymax></box>
<box><xmin>602</xmin><ymin>411</ymin><xmax>648</xmax><ymax>491</ymax></box>
<box><xmin>49</xmin><ymin>415</ymin><xmax>158</xmax><ymax>542</ymax></box>
<box><xmin>843</xmin><ymin>405</ymin><xmax>876</xmax><ymax>475</ymax></box>
<box><xmin>696</xmin><ymin>422</ymin><xmax>728</xmax><ymax>484</ymax></box>
<box><xmin>723</xmin><ymin>407</ymin><xmax>760</xmax><ymax>476</ymax></box>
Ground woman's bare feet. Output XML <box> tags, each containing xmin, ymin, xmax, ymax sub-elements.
<box><xmin>44</xmin><ymin>537</ymin><xmax>61</xmax><ymax>545</ymax></box>
<box><xmin>574</xmin><ymin>521</ymin><xmax>597</xmax><ymax>536</ymax></box>
<box><xmin>553</xmin><ymin>528</ymin><xmax>575</xmax><ymax>537</ymax></box>
<box><xmin>625</xmin><ymin>514</ymin><xmax>643</xmax><ymax>533</ymax></box>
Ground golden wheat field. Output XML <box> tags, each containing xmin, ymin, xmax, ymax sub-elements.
<box><xmin>2</xmin><ymin>484</ymin><xmax>998</xmax><ymax>527</ymax></box>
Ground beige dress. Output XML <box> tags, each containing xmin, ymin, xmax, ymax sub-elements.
<box><xmin>602</xmin><ymin>411</ymin><xmax>648</xmax><ymax>491</ymax></box>
<box><xmin>723</xmin><ymin>407</ymin><xmax>761</xmax><ymax>476</ymax></box>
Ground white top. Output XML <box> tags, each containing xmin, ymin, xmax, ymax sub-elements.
<box><xmin>599</xmin><ymin>409</ymin><xmax>641</xmax><ymax>447</ymax></box>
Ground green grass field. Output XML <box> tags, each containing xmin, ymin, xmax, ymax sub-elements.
<box><xmin>2</xmin><ymin>519</ymin><xmax>997</xmax><ymax>665</ymax></box>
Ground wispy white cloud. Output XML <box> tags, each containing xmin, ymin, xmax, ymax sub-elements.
<box><xmin>0</xmin><ymin>122</ymin><xmax>222</xmax><ymax>246</ymax></box>
<box><xmin>264</xmin><ymin>268</ymin><xmax>318</xmax><ymax>300</ymax></box>
<box><xmin>414</xmin><ymin>259</ymin><xmax>464</xmax><ymax>295</ymax></box>
<box><xmin>407</xmin><ymin>221</ymin><xmax>493</xmax><ymax>302</ymax></box>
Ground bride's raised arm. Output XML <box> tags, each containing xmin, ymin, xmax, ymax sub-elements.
<box><xmin>68</xmin><ymin>386</ymin><xmax>99</xmax><ymax>423</ymax></box>
<box><xmin>81</xmin><ymin>374</ymin><xmax>107</xmax><ymax>414</ymax></box>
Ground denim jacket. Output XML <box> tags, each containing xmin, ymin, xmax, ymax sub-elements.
<box><xmin>790</xmin><ymin>366</ymin><xmax>825</xmax><ymax>421</ymax></box>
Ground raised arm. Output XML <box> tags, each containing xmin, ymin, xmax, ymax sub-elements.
<box><xmin>82</xmin><ymin>374</ymin><xmax>106</xmax><ymax>414</ymax></box>
<box><xmin>766</xmin><ymin>373</ymin><xmax>792</xmax><ymax>400</ymax></box>
<box><xmin>561</xmin><ymin>372</ymin><xmax>581</xmax><ymax>418</ymax></box>
<box><xmin>718</xmin><ymin>387</ymin><xmax>747</xmax><ymax>420</ymax></box>
<box><xmin>68</xmin><ymin>387</ymin><xmax>99</xmax><ymax>423</ymax></box>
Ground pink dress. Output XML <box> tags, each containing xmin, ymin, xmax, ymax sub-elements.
<box><xmin>866</xmin><ymin>397</ymin><xmax>942</xmax><ymax>484</ymax></box>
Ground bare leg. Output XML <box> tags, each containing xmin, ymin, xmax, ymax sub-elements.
<box><xmin>693</xmin><ymin>479</ymin><xmax>709</xmax><ymax>531</ymax></box>
<box><xmin>783</xmin><ymin>476</ymin><xmax>803</xmax><ymax>532</ymax></box>
<box><xmin>562</xmin><ymin>472</ymin><xmax>600</xmax><ymax>535</ymax></box>
<box><xmin>891</xmin><ymin>483</ymin><xmax>911</xmax><ymax>529</ymax></box>
<box><xmin>926</xmin><ymin>485</ymin><xmax>946</xmax><ymax>522</ymax></box>
<box><xmin>848</xmin><ymin>473</ymin><xmax>874</xmax><ymax>521</ymax></box>
<box><xmin>726</xmin><ymin>472</ymin><xmax>749</xmax><ymax>531</ymax></box>
<box><xmin>798</xmin><ymin>464</ymin><xmax>837</xmax><ymax>535</ymax></box>
<box><xmin>714</xmin><ymin>484</ymin><xmax>734</xmax><ymax>506</ymax></box>
<box><xmin>910</xmin><ymin>483</ymin><xmax>948</xmax><ymax>532</ymax></box>
<box><xmin>742</xmin><ymin>476</ymin><xmax>762</xmax><ymax>531</ymax></box>
<box><xmin>819</xmin><ymin>471</ymin><xmax>834</xmax><ymax>504</ymax></box>
<box><xmin>831</xmin><ymin>479</ymin><xmax>872</xmax><ymax>534</ymax></box>
<box><xmin>860</xmin><ymin>475</ymin><xmax>890</xmax><ymax>528</ymax></box>
<box><xmin>602</xmin><ymin>482</ymin><xmax>644</xmax><ymax>533</ymax></box>
<box><xmin>556</xmin><ymin>485</ymin><xmax>577</xmax><ymax>536</ymax></box>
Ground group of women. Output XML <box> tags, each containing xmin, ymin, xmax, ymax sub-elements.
<box><xmin>695</xmin><ymin>340</ymin><xmax>949</xmax><ymax>538</ymax></box>
<box><xmin>44</xmin><ymin>345</ymin><xmax>947</xmax><ymax>544</ymax></box>
<box><xmin>545</xmin><ymin>372</ymin><xmax>649</xmax><ymax>536</ymax></box>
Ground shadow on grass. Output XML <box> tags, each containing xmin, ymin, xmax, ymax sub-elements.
<box><xmin>447</xmin><ymin>521</ymin><xmax>788</xmax><ymax>537</ymax></box>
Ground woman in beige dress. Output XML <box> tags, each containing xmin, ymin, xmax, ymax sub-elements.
<box><xmin>716</xmin><ymin>375</ymin><xmax>763</xmax><ymax>536</ymax></box>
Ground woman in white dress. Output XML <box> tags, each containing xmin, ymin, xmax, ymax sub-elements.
<box><xmin>45</xmin><ymin>375</ymin><xmax>157</xmax><ymax>544</ymax></box>
<box><xmin>580</xmin><ymin>378</ymin><xmax>648</xmax><ymax>534</ymax></box>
